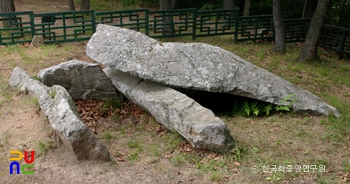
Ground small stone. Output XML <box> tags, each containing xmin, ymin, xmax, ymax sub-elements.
<box><xmin>31</xmin><ymin>35</ymin><xmax>44</xmax><ymax>48</ymax></box>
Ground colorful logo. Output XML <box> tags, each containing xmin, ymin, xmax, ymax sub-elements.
<box><xmin>9</xmin><ymin>150</ymin><xmax>35</xmax><ymax>175</ymax></box>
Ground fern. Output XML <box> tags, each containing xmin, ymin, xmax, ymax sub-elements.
<box><xmin>275</xmin><ymin>94</ymin><xmax>299</xmax><ymax>112</ymax></box>
<box><xmin>275</xmin><ymin>105</ymin><xmax>290</xmax><ymax>112</ymax></box>
<box><xmin>264</xmin><ymin>104</ymin><xmax>273</xmax><ymax>115</ymax></box>
<box><xmin>280</xmin><ymin>94</ymin><xmax>299</xmax><ymax>108</ymax></box>
<box><xmin>251</xmin><ymin>102</ymin><xmax>260</xmax><ymax>116</ymax></box>
<box><xmin>242</xmin><ymin>101</ymin><xmax>251</xmax><ymax>116</ymax></box>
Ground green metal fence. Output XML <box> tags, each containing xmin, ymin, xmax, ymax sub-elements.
<box><xmin>95</xmin><ymin>9</ymin><xmax>148</xmax><ymax>35</ymax></box>
<box><xmin>0</xmin><ymin>9</ymin><xmax>312</xmax><ymax>46</ymax></box>
<box><xmin>196</xmin><ymin>9</ymin><xmax>239</xmax><ymax>38</ymax></box>
<box><xmin>284</xmin><ymin>18</ymin><xmax>311</xmax><ymax>43</ymax></box>
<box><xmin>33</xmin><ymin>10</ymin><xmax>95</xmax><ymax>44</ymax></box>
<box><xmin>234</xmin><ymin>15</ymin><xmax>311</xmax><ymax>43</ymax></box>
<box><xmin>0</xmin><ymin>11</ymin><xmax>34</xmax><ymax>45</ymax></box>
<box><xmin>319</xmin><ymin>24</ymin><xmax>350</xmax><ymax>60</ymax></box>
<box><xmin>235</xmin><ymin>15</ymin><xmax>274</xmax><ymax>43</ymax></box>
<box><xmin>149</xmin><ymin>9</ymin><xmax>196</xmax><ymax>39</ymax></box>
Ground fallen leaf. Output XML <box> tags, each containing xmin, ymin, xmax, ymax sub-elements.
<box><xmin>233</xmin><ymin>161</ymin><xmax>240</xmax><ymax>167</ymax></box>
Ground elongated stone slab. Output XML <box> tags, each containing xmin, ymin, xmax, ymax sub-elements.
<box><xmin>104</xmin><ymin>68</ymin><xmax>235</xmax><ymax>153</ymax></box>
<box><xmin>9</xmin><ymin>67</ymin><xmax>111</xmax><ymax>161</ymax></box>
<box><xmin>87</xmin><ymin>24</ymin><xmax>340</xmax><ymax>117</ymax></box>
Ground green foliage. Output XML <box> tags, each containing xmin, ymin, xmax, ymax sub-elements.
<box><xmin>210</xmin><ymin>171</ymin><xmax>223</xmax><ymax>181</ymax></box>
<box><xmin>120</xmin><ymin>0</ymin><xmax>158</xmax><ymax>8</ymax></box>
<box><xmin>233</xmin><ymin>144</ymin><xmax>245</xmax><ymax>161</ymax></box>
<box><xmin>101</xmin><ymin>98</ymin><xmax>122</xmax><ymax>110</ymax></box>
<box><xmin>233</xmin><ymin>94</ymin><xmax>298</xmax><ymax>117</ymax></box>
<box><xmin>326</xmin><ymin>0</ymin><xmax>350</xmax><ymax>28</ymax></box>
<box><xmin>49</xmin><ymin>89</ymin><xmax>57</xmax><ymax>99</ymax></box>
<box><xmin>250</xmin><ymin>0</ymin><xmax>304</xmax><ymax>19</ymax></box>
<box><xmin>264</xmin><ymin>104</ymin><xmax>273</xmax><ymax>115</ymax></box>
<box><xmin>127</xmin><ymin>140</ymin><xmax>140</xmax><ymax>148</ymax></box>
<box><xmin>170</xmin><ymin>154</ymin><xmax>186</xmax><ymax>166</ymax></box>
<box><xmin>127</xmin><ymin>152</ymin><xmax>139</xmax><ymax>162</ymax></box>
<box><xmin>200</xmin><ymin>3</ymin><xmax>222</xmax><ymax>10</ymax></box>
<box><xmin>127</xmin><ymin>139</ymin><xmax>143</xmax><ymax>162</ymax></box>
<box><xmin>275</xmin><ymin>94</ymin><xmax>299</xmax><ymax>112</ymax></box>
<box><xmin>342</xmin><ymin>160</ymin><xmax>350</xmax><ymax>172</ymax></box>
<box><xmin>242</xmin><ymin>101</ymin><xmax>251</xmax><ymax>116</ymax></box>
<box><xmin>101</xmin><ymin>131</ymin><xmax>115</xmax><ymax>140</ymax></box>
<box><xmin>37</xmin><ymin>141</ymin><xmax>49</xmax><ymax>157</ymax></box>
<box><xmin>275</xmin><ymin>105</ymin><xmax>290</xmax><ymax>112</ymax></box>
<box><xmin>265</xmin><ymin>173</ymin><xmax>282</xmax><ymax>183</ymax></box>
<box><xmin>175</xmin><ymin>0</ymin><xmax>222</xmax><ymax>10</ymax></box>
<box><xmin>281</xmin><ymin>94</ymin><xmax>299</xmax><ymax>107</ymax></box>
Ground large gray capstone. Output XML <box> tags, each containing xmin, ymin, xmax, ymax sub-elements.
<box><xmin>86</xmin><ymin>24</ymin><xmax>340</xmax><ymax>117</ymax></box>
<box><xmin>9</xmin><ymin>67</ymin><xmax>111</xmax><ymax>161</ymax></box>
<box><xmin>104</xmin><ymin>68</ymin><xmax>235</xmax><ymax>153</ymax></box>
<box><xmin>38</xmin><ymin>60</ymin><xmax>120</xmax><ymax>100</ymax></box>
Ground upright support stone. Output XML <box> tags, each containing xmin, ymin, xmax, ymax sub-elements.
<box><xmin>38</xmin><ymin>60</ymin><xmax>121</xmax><ymax>100</ymax></box>
<box><xmin>104</xmin><ymin>68</ymin><xmax>235</xmax><ymax>153</ymax></box>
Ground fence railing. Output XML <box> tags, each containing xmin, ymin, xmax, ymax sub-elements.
<box><xmin>284</xmin><ymin>18</ymin><xmax>310</xmax><ymax>43</ymax></box>
<box><xmin>1</xmin><ymin>9</ymin><xmax>348</xmax><ymax>60</ymax></box>
<box><xmin>319</xmin><ymin>24</ymin><xmax>350</xmax><ymax>60</ymax></box>
<box><xmin>33</xmin><ymin>10</ymin><xmax>95</xmax><ymax>44</ymax></box>
<box><xmin>0</xmin><ymin>11</ymin><xmax>34</xmax><ymax>45</ymax></box>
<box><xmin>235</xmin><ymin>15</ymin><xmax>274</xmax><ymax>43</ymax></box>
<box><xmin>1</xmin><ymin>9</ymin><xmax>312</xmax><ymax>46</ymax></box>
<box><xmin>95</xmin><ymin>9</ymin><xmax>149</xmax><ymax>35</ymax></box>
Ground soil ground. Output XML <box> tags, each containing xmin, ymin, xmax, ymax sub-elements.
<box><xmin>0</xmin><ymin>1</ymin><xmax>225</xmax><ymax>183</ymax></box>
<box><xmin>1</xmin><ymin>0</ymin><xmax>350</xmax><ymax>184</ymax></box>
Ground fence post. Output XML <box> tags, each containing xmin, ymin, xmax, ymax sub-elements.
<box><xmin>145</xmin><ymin>9</ymin><xmax>149</xmax><ymax>36</ymax></box>
<box><xmin>192</xmin><ymin>9</ymin><xmax>196</xmax><ymax>41</ymax></box>
<box><xmin>340</xmin><ymin>29</ymin><xmax>346</xmax><ymax>60</ymax></box>
<box><xmin>91</xmin><ymin>10</ymin><xmax>96</xmax><ymax>34</ymax></box>
<box><xmin>29</xmin><ymin>11</ymin><xmax>35</xmax><ymax>40</ymax></box>
<box><xmin>234</xmin><ymin>12</ymin><xmax>239</xmax><ymax>44</ymax></box>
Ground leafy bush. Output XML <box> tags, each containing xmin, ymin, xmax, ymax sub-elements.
<box><xmin>120</xmin><ymin>0</ymin><xmax>158</xmax><ymax>8</ymax></box>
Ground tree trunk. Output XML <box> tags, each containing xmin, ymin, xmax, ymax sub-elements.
<box><xmin>159</xmin><ymin>0</ymin><xmax>176</xmax><ymax>35</ymax></box>
<box><xmin>243</xmin><ymin>0</ymin><xmax>251</xmax><ymax>16</ymax></box>
<box><xmin>0</xmin><ymin>0</ymin><xmax>16</xmax><ymax>28</ymax></box>
<box><xmin>302</xmin><ymin>0</ymin><xmax>318</xmax><ymax>18</ymax></box>
<box><xmin>68</xmin><ymin>0</ymin><xmax>75</xmax><ymax>11</ymax></box>
<box><xmin>298</xmin><ymin>0</ymin><xmax>331</xmax><ymax>61</ymax></box>
<box><xmin>272</xmin><ymin>0</ymin><xmax>286</xmax><ymax>53</ymax></box>
<box><xmin>223</xmin><ymin>0</ymin><xmax>235</xmax><ymax>10</ymax></box>
<box><xmin>80</xmin><ymin>0</ymin><xmax>90</xmax><ymax>10</ymax></box>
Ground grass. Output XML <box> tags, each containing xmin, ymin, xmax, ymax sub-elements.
<box><xmin>1</xmin><ymin>31</ymin><xmax>350</xmax><ymax>183</ymax></box>
<box><xmin>36</xmin><ymin>140</ymin><xmax>56</xmax><ymax>158</ymax></box>
<box><xmin>100</xmin><ymin>98</ymin><xmax>122</xmax><ymax>110</ymax></box>
<box><xmin>37</xmin><ymin>141</ymin><xmax>49</xmax><ymax>157</ymax></box>
<box><xmin>24</xmin><ymin>96</ymin><xmax>39</xmax><ymax>107</ymax></box>
<box><xmin>100</xmin><ymin>131</ymin><xmax>115</xmax><ymax>140</ymax></box>
<box><xmin>49</xmin><ymin>89</ymin><xmax>57</xmax><ymax>99</ymax></box>
<box><xmin>4</xmin><ymin>132</ymin><xmax>11</xmax><ymax>145</ymax></box>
